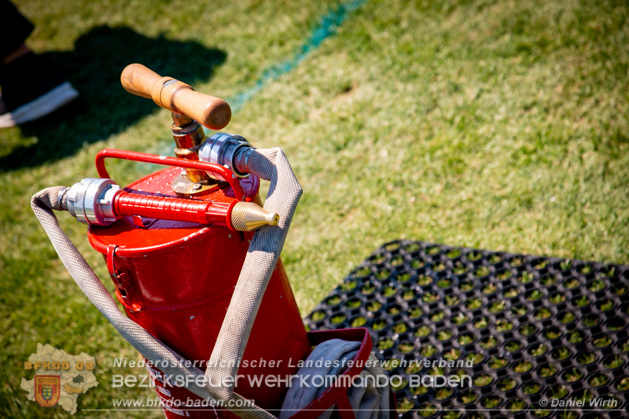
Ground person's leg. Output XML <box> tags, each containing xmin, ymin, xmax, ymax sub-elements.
<box><xmin>0</xmin><ymin>0</ymin><xmax>34</xmax><ymax>61</ymax></box>
<box><xmin>0</xmin><ymin>1</ymin><xmax>78</xmax><ymax>128</ymax></box>
<box><xmin>2</xmin><ymin>45</ymin><xmax>31</xmax><ymax>65</ymax></box>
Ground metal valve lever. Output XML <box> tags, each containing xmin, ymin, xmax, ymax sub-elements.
<box><xmin>59</xmin><ymin>178</ymin><xmax>279</xmax><ymax>232</ymax></box>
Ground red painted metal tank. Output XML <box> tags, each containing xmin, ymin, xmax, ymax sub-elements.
<box><xmin>87</xmin><ymin>166</ymin><xmax>311</xmax><ymax>416</ymax></box>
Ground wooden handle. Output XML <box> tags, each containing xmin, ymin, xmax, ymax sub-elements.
<box><xmin>121</xmin><ymin>63</ymin><xmax>231</xmax><ymax>130</ymax></box>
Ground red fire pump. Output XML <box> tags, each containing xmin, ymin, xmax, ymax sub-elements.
<box><xmin>31</xmin><ymin>64</ymin><xmax>394</xmax><ymax>418</ymax></box>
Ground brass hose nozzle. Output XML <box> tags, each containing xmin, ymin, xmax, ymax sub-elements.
<box><xmin>231</xmin><ymin>202</ymin><xmax>280</xmax><ymax>231</ymax></box>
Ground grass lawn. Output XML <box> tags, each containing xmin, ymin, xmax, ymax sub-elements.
<box><xmin>1</xmin><ymin>0</ymin><xmax>628</xmax><ymax>417</ymax></box>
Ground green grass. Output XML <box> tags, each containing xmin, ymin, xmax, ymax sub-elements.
<box><xmin>1</xmin><ymin>0</ymin><xmax>628</xmax><ymax>417</ymax></box>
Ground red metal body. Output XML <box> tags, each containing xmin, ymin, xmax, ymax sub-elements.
<box><xmin>87</xmin><ymin>155</ymin><xmax>311</xmax><ymax>416</ymax></box>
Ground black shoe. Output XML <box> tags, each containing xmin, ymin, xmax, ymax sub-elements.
<box><xmin>0</xmin><ymin>51</ymin><xmax>78</xmax><ymax>128</ymax></box>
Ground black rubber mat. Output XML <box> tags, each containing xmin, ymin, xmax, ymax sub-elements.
<box><xmin>305</xmin><ymin>240</ymin><xmax>629</xmax><ymax>418</ymax></box>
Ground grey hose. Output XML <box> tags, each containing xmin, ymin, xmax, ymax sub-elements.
<box><xmin>205</xmin><ymin>148</ymin><xmax>302</xmax><ymax>400</ymax></box>
<box><xmin>32</xmin><ymin>187</ymin><xmax>209</xmax><ymax>393</ymax></box>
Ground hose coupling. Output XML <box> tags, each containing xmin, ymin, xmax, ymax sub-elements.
<box><xmin>198</xmin><ymin>133</ymin><xmax>253</xmax><ymax>178</ymax></box>
<box><xmin>62</xmin><ymin>178</ymin><xmax>121</xmax><ymax>226</ymax></box>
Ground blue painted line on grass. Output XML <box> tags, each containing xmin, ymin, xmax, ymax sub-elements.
<box><xmin>226</xmin><ymin>0</ymin><xmax>367</xmax><ymax>115</ymax></box>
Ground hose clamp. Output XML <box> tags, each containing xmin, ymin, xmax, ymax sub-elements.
<box><xmin>56</xmin><ymin>187</ymin><xmax>70</xmax><ymax>211</ymax></box>
<box><xmin>241</xmin><ymin>147</ymin><xmax>255</xmax><ymax>174</ymax></box>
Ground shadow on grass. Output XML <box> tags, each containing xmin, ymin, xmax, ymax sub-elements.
<box><xmin>1</xmin><ymin>26</ymin><xmax>226</xmax><ymax>171</ymax></box>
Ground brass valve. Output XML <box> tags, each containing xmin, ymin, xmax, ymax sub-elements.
<box><xmin>120</xmin><ymin>64</ymin><xmax>233</xmax><ymax>196</ymax></box>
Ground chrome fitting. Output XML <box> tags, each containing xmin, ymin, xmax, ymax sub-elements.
<box><xmin>198</xmin><ymin>133</ymin><xmax>253</xmax><ymax>178</ymax></box>
<box><xmin>64</xmin><ymin>178</ymin><xmax>121</xmax><ymax>226</ymax></box>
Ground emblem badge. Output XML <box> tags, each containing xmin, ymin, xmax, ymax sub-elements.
<box><xmin>34</xmin><ymin>375</ymin><xmax>60</xmax><ymax>407</ymax></box>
